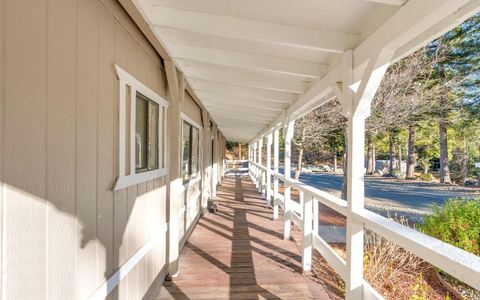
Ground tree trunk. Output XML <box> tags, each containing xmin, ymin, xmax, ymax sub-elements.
<box><xmin>295</xmin><ymin>146</ymin><xmax>304</xmax><ymax>180</ymax></box>
<box><xmin>366</xmin><ymin>135</ymin><xmax>374</xmax><ymax>174</ymax></box>
<box><xmin>341</xmin><ymin>129</ymin><xmax>348</xmax><ymax>200</ymax></box>
<box><xmin>333</xmin><ymin>150</ymin><xmax>338</xmax><ymax>173</ymax></box>
<box><xmin>422</xmin><ymin>159</ymin><xmax>429</xmax><ymax>175</ymax></box>
<box><xmin>389</xmin><ymin>131</ymin><xmax>394</xmax><ymax>175</ymax></box>
<box><xmin>459</xmin><ymin>139</ymin><xmax>468</xmax><ymax>184</ymax></box>
<box><xmin>372</xmin><ymin>147</ymin><xmax>376</xmax><ymax>174</ymax></box>
<box><xmin>294</xmin><ymin>124</ymin><xmax>306</xmax><ymax>181</ymax></box>
<box><xmin>406</xmin><ymin>124</ymin><xmax>416</xmax><ymax>179</ymax></box>
<box><xmin>439</xmin><ymin>117</ymin><xmax>451</xmax><ymax>184</ymax></box>
<box><xmin>398</xmin><ymin>144</ymin><xmax>402</xmax><ymax>170</ymax></box>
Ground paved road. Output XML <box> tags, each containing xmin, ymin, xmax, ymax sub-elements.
<box><xmin>296</xmin><ymin>171</ymin><xmax>479</xmax><ymax>215</ymax></box>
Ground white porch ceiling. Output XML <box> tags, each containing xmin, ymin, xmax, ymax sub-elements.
<box><xmin>129</xmin><ymin>0</ymin><xmax>476</xmax><ymax>142</ymax></box>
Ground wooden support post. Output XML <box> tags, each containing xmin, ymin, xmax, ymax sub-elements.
<box><xmin>313</xmin><ymin>198</ymin><xmax>319</xmax><ymax>236</ymax></box>
<box><xmin>201</xmin><ymin>110</ymin><xmax>210</xmax><ymax>213</ymax></box>
<box><xmin>266</xmin><ymin>132</ymin><xmax>273</xmax><ymax>207</ymax></box>
<box><xmin>343</xmin><ymin>49</ymin><xmax>394</xmax><ymax>300</ymax></box>
<box><xmin>299</xmin><ymin>190</ymin><xmax>304</xmax><ymax>218</ymax></box>
<box><xmin>253</xmin><ymin>141</ymin><xmax>258</xmax><ymax>188</ymax></box>
<box><xmin>258</xmin><ymin>138</ymin><xmax>263</xmax><ymax>194</ymax></box>
<box><xmin>345</xmin><ymin>115</ymin><xmax>366</xmax><ymax>299</ymax></box>
<box><xmin>273</xmin><ymin>129</ymin><xmax>280</xmax><ymax>220</ymax></box>
<box><xmin>211</xmin><ymin>124</ymin><xmax>218</xmax><ymax>198</ymax></box>
<box><xmin>302</xmin><ymin>194</ymin><xmax>313</xmax><ymax>271</ymax></box>
<box><xmin>165</xmin><ymin>59</ymin><xmax>183</xmax><ymax>277</ymax></box>
<box><xmin>284</xmin><ymin>120</ymin><xmax>295</xmax><ymax>239</ymax></box>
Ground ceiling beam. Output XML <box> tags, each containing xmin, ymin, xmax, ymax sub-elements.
<box><xmin>195</xmin><ymin>91</ymin><xmax>288</xmax><ymax>111</ymax></box>
<box><xmin>363</xmin><ymin>0</ymin><xmax>407</xmax><ymax>5</ymax></box>
<box><xmin>188</xmin><ymin>79</ymin><xmax>297</xmax><ymax>104</ymax></box>
<box><xmin>212</xmin><ymin>114</ymin><xmax>265</xmax><ymax>130</ymax></box>
<box><xmin>204</xmin><ymin>102</ymin><xmax>280</xmax><ymax>117</ymax></box>
<box><xmin>203</xmin><ymin>99</ymin><xmax>282</xmax><ymax>116</ymax></box>
<box><xmin>156</xmin><ymin>27</ymin><xmax>331</xmax><ymax>64</ymax></box>
<box><xmin>210</xmin><ymin>114</ymin><xmax>271</xmax><ymax>126</ymax></box>
<box><xmin>177</xmin><ymin>59</ymin><xmax>315</xmax><ymax>82</ymax></box>
<box><xmin>171</xmin><ymin>45</ymin><xmax>325</xmax><ymax>78</ymax></box>
<box><xmin>180</xmin><ymin>64</ymin><xmax>308</xmax><ymax>93</ymax></box>
<box><xmin>207</xmin><ymin>106</ymin><xmax>278</xmax><ymax>119</ymax></box>
<box><xmin>147</xmin><ymin>5</ymin><xmax>358</xmax><ymax>53</ymax></box>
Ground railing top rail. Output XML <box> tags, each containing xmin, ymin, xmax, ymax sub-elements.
<box><xmin>250</xmin><ymin>160</ymin><xmax>267</xmax><ymax>171</ymax></box>
<box><xmin>250</xmin><ymin>160</ymin><xmax>347</xmax><ymax>215</ymax></box>
<box><xmin>355</xmin><ymin>209</ymin><xmax>480</xmax><ymax>290</ymax></box>
<box><xmin>249</xmin><ymin>160</ymin><xmax>480</xmax><ymax>291</ymax></box>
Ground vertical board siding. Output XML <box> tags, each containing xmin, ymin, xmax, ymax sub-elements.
<box><xmin>76</xmin><ymin>0</ymin><xmax>100</xmax><ymax>298</ymax></box>
<box><xmin>46</xmin><ymin>0</ymin><xmax>77</xmax><ymax>298</ymax></box>
<box><xmin>4</xmin><ymin>0</ymin><xmax>47</xmax><ymax>299</ymax></box>
<box><xmin>1</xmin><ymin>0</ymin><xmax>169</xmax><ymax>299</ymax></box>
<box><xmin>97</xmin><ymin>4</ymin><xmax>116</xmax><ymax>291</ymax></box>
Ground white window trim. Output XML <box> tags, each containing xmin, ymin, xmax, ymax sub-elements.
<box><xmin>113</xmin><ymin>65</ymin><xmax>169</xmax><ymax>191</ymax></box>
<box><xmin>181</xmin><ymin>113</ymin><xmax>202</xmax><ymax>187</ymax></box>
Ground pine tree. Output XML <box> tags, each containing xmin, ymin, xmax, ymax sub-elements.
<box><xmin>425</xmin><ymin>13</ymin><xmax>480</xmax><ymax>184</ymax></box>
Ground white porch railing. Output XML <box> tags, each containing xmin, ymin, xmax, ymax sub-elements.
<box><xmin>248</xmin><ymin>160</ymin><xmax>480</xmax><ymax>300</ymax></box>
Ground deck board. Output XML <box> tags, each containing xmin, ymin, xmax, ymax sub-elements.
<box><xmin>146</xmin><ymin>176</ymin><xmax>332</xmax><ymax>299</ymax></box>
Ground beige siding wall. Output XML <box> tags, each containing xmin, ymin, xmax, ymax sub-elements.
<box><xmin>182</xmin><ymin>91</ymin><xmax>202</xmax><ymax>126</ymax></box>
<box><xmin>0</xmin><ymin>0</ymin><xmax>169</xmax><ymax>299</ymax></box>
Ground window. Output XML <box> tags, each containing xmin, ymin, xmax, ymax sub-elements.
<box><xmin>113</xmin><ymin>65</ymin><xmax>168</xmax><ymax>191</ymax></box>
<box><xmin>135</xmin><ymin>93</ymin><xmax>159</xmax><ymax>173</ymax></box>
<box><xmin>182</xmin><ymin>119</ymin><xmax>200</xmax><ymax>184</ymax></box>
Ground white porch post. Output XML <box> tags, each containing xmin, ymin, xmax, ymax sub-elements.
<box><xmin>302</xmin><ymin>193</ymin><xmax>313</xmax><ymax>271</ymax></box>
<box><xmin>283</xmin><ymin>119</ymin><xmax>294</xmax><ymax>239</ymax></box>
<box><xmin>273</xmin><ymin>129</ymin><xmax>280</xmax><ymax>220</ymax></box>
<box><xmin>164</xmin><ymin>59</ymin><xmax>183</xmax><ymax>277</ymax></box>
<box><xmin>342</xmin><ymin>49</ymin><xmax>394</xmax><ymax>300</ymax></box>
<box><xmin>345</xmin><ymin>115</ymin><xmax>366</xmax><ymax>299</ymax></box>
<box><xmin>253</xmin><ymin>141</ymin><xmax>258</xmax><ymax>187</ymax></box>
<box><xmin>266</xmin><ymin>132</ymin><xmax>273</xmax><ymax>207</ymax></box>
<box><xmin>258</xmin><ymin>138</ymin><xmax>263</xmax><ymax>194</ymax></box>
<box><xmin>313</xmin><ymin>198</ymin><xmax>319</xmax><ymax>236</ymax></box>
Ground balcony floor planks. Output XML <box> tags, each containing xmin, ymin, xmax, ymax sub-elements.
<box><xmin>146</xmin><ymin>176</ymin><xmax>331</xmax><ymax>299</ymax></box>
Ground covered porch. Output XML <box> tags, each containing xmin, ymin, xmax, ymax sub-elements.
<box><xmin>120</xmin><ymin>0</ymin><xmax>480</xmax><ymax>299</ymax></box>
<box><xmin>147</xmin><ymin>176</ymin><xmax>331</xmax><ymax>299</ymax></box>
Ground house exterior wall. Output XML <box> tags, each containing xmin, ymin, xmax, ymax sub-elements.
<box><xmin>0</xmin><ymin>0</ymin><xmax>225</xmax><ymax>299</ymax></box>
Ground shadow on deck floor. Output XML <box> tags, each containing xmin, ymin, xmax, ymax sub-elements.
<box><xmin>146</xmin><ymin>176</ymin><xmax>332</xmax><ymax>299</ymax></box>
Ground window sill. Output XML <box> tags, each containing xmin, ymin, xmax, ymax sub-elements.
<box><xmin>113</xmin><ymin>168</ymin><xmax>168</xmax><ymax>191</ymax></box>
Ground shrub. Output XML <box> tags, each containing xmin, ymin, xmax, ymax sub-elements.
<box><xmin>392</xmin><ymin>169</ymin><xmax>406</xmax><ymax>179</ymax></box>
<box><xmin>419</xmin><ymin>173</ymin><xmax>434</xmax><ymax>182</ymax></box>
<box><xmin>420</xmin><ymin>197</ymin><xmax>480</xmax><ymax>256</ymax></box>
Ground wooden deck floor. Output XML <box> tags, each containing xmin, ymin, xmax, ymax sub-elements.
<box><xmin>147</xmin><ymin>176</ymin><xmax>332</xmax><ymax>299</ymax></box>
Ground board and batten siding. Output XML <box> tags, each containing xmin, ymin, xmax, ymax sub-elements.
<box><xmin>0</xmin><ymin>0</ymin><xmax>170</xmax><ymax>299</ymax></box>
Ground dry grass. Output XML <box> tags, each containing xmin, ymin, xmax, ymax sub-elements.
<box><xmin>363</xmin><ymin>228</ymin><xmax>454</xmax><ymax>299</ymax></box>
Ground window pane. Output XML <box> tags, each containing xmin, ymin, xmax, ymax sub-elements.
<box><xmin>135</xmin><ymin>94</ymin><xmax>148</xmax><ymax>172</ymax></box>
<box><xmin>191</xmin><ymin>127</ymin><xmax>199</xmax><ymax>175</ymax></box>
<box><xmin>148</xmin><ymin>101</ymin><xmax>159</xmax><ymax>170</ymax></box>
<box><xmin>182</xmin><ymin>121</ymin><xmax>191</xmax><ymax>183</ymax></box>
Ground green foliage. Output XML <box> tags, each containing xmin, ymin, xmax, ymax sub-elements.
<box><xmin>225</xmin><ymin>140</ymin><xmax>236</xmax><ymax>150</ymax></box>
<box><xmin>420</xmin><ymin>197</ymin><xmax>480</xmax><ymax>256</ymax></box>
<box><xmin>419</xmin><ymin>173</ymin><xmax>434</xmax><ymax>182</ymax></box>
<box><xmin>392</xmin><ymin>169</ymin><xmax>406</xmax><ymax>179</ymax></box>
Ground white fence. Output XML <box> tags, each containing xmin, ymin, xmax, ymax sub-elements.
<box><xmin>248</xmin><ymin>160</ymin><xmax>480</xmax><ymax>299</ymax></box>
